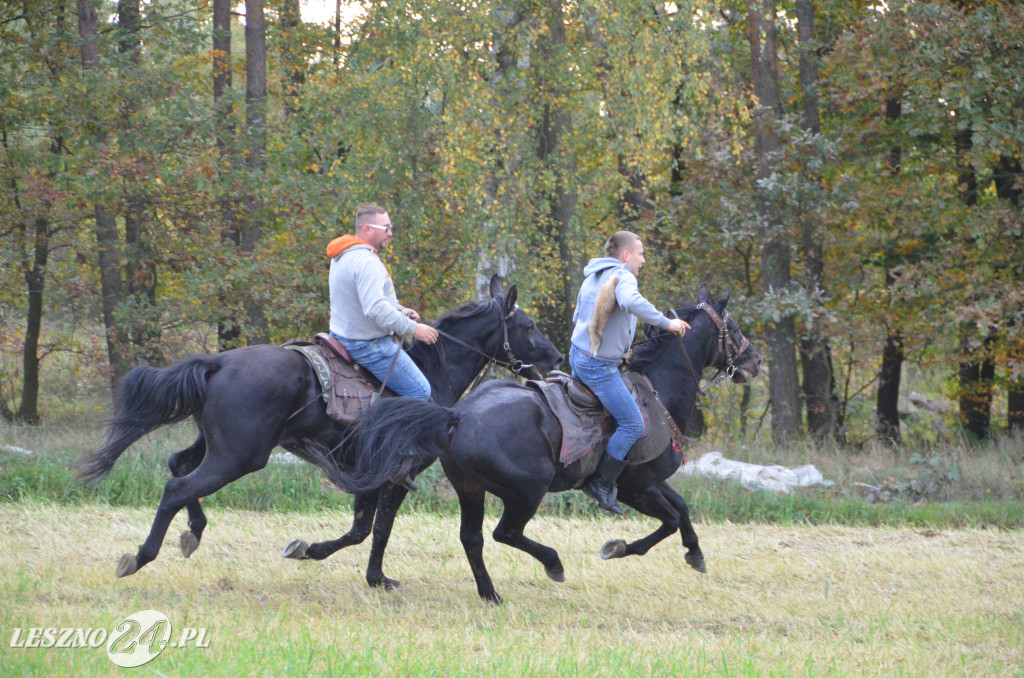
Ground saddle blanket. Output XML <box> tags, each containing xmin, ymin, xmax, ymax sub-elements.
<box><xmin>526</xmin><ymin>371</ymin><xmax>683</xmax><ymax>479</ymax></box>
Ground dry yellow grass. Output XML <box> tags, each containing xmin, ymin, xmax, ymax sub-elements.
<box><xmin>1</xmin><ymin>501</ymin><xmax>1022</xmax><ymax>676</ymax></box>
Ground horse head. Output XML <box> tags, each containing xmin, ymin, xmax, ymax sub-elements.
<box><xmin>488</xmin><ymin>274</ymin><xmax>564</xmax><ymax>380</ymax></box>
<box><xmin>694</xmin><ymin>283</ymin><xmax>761</xmax><ymax>383</ymax></box>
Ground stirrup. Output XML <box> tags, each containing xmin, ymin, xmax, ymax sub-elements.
<box><xmin>391</xmin><ymin>473</ymin><xmax>418</xmax><ymax>492</ymax></box>
<box><xmin>582</xmin><ymin>481</ymin><xmax>624</xmax><ymax>516</ymax></box>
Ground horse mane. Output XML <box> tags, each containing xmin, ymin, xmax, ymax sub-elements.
<box><xmin>627</xmin><ymin>303</ymin><xmax>701</xmax><ymax>371</ymax></box>
<box><xmin>410</xmin><ymin>297</ymin><xmax>502</xmax><ymax>373</ymax></box>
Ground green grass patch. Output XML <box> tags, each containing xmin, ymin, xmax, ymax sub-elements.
<box><xmin>3</xmin><ymin>438</ymin><xmax>1022</xmax><ymax>530</ymax></box>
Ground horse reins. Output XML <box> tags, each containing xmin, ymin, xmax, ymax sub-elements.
<box><xmin>301</xmin><ymin>298</ymin><xmax>533</xmax><ymax>457</ymax></box>
<box><xmin>433</xmin><ymin>301</ymin><xmax>536</xmax><ymax>383</ymax></box>
<box><xmin>374</xmin><ymin>299</ymin><xmax>532</xmax><ymax>398</ymax></box>
<box><xmin>659</xmin><ymin>304</ymin><xmax>749</xmax><ymax>398</ymax></box>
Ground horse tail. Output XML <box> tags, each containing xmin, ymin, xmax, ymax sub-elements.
<box><xmin>76</xmin><ymin>355</ymin><xmax>221</xmax><ymax>484</ymax></box>
<box><xmin>325</xmin><ymin>397</ymin><xmax>458</xmax><ymax>495</ymax></box>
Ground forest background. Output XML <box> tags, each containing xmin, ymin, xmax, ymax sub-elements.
<box><xmin>1</xmin><ymin>0</ymin><xmax>1022</xmax><ymax>450</ymax></box>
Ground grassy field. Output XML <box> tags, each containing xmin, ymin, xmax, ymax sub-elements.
<box><xmin>2</xmin><ymin>421</ymin><xmax>1023</xmax><ymax>675</ymax></box>
<box><xmin>2</xmin><ymin>501</ymin><xmax>1023</xmax><ymax>677</ymax></box>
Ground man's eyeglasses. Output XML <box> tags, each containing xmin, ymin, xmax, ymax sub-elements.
<box><xmin>366</xmin><ymin>223</ymin><xmax>393</xmax><ymax>234</ymax></box>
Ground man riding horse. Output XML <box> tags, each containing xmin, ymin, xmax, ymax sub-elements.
<box><xmin>326</xmin><ymin>203</ymin><xmax>439</xmax><ymax>489</ymax></box>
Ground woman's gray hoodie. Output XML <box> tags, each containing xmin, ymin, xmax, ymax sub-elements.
<box><xmin>570</xmin><ymin>257</ymin><xmax>672</xmax><ymax>361</ymax></box>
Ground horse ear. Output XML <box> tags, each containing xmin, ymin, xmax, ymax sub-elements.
<box><xmin>505</xmin><ymin>285</ymin><xmax>518</xmax><ymax>313</ymax></box>
<box><xmin>696</xmin><ymin>283</ymin><xmax>711</xmax><ymax>305</ymax></box>
<box><xmin>717</xmin><ymin>290</ymin><xmax>732</xmax><ymax>310</ymax></box>
<box><xmin>489</xmin><ymin>274</ymin><xmax>504</xmax><ymax>300</ymax></box>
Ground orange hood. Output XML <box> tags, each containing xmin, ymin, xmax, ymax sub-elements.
<box><xmin>326</xmin><ymin>235</ymin><xmax>371</xmax><ymax>259</ymax></box>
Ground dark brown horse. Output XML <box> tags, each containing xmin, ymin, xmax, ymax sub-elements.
<box><xmin>335</xmin><ymin>285</ymin><xmax>760</xmax><ymax>602</ymax></box>
<box><xmin>77</xmin><ymin>275</ymin><xmax>562</xmax><ymax>587</ymax></box>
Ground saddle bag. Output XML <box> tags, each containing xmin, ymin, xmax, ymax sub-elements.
<box><xmin>283</xmin><ymin>334</ymin><xmax>395</xmax><ymax>426</ymax></box>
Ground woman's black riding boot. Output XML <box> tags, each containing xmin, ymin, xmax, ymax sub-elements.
<box><xmin>582</xmin><ymin>454</ymin><xmax>628</xmax><ymax>515</ymax></box>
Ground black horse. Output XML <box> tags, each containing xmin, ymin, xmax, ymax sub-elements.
<box><xmin>335</xmin><ymin>285</ymin><xmax>761</xmax><ymax>602</ymax></box>
<box><xmin>76</xmin><ymin>275</ymin><xmax>563</xmax><ymax>585</ymax></box>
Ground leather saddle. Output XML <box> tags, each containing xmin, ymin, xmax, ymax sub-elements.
<box><xmin>526</xmin><ymin>371</ymin><xmax>683</xmax><ymax>478</ymax></box>
<box><xmin>283</xmin><ymin>333</ymin><xmax>395</xmax><ymax>425</ymax></box>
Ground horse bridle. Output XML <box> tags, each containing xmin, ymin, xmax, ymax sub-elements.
<box><xmin>693</xmin><ymin>302</ymin><xmax>751</xmax><ymax>391</ymax></box>
<box><xmin>433</xmin><ymin>300</ymin><xmax>536</xmax><ymax>379</ymax></box>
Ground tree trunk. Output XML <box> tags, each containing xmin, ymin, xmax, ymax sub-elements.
<box><xmin>79</xmin><ymin>0</ymin><xmax>132</xmax><ymax>383</ymax></box>
<box><xmin>119</xmin><ymin>0</ymin><xmax>163</xmax><ymax>367</ymax></box>
<box><xmin>95</xmin><ymin>204</ymin><xmax>131</xmax><ymax>380</ymax></box>
<box><xmin>15</xmin><ymin>216</ymin><xmax>49</xmax><ymax>424</ymax></box>
<box><xmin>580</xmin><ymin>3</ymin><xmax>652</xmax><ymax>225</ymax></box>
<box><xmin>795</xmin><ymin>0</ymin><xmax>837</xmax><ymax>444</ymax></box>
<box><xmin>213</xmin><ymin>0</ymin><xmax>241</xmax><ymax>350</ymax></box>
<box><xmin>994</xmin><ymin>155</ymin><xmax>1023</xmax><ymax>433</ymax></box>
<box><xmin>748</xmin><ymin>0</ymin><xmax>800</xmax><ymax>441</ymax></box>
<box><xmin>477</xmin><ymin>0</ymin><xmax>522</xmax><ymax>302</ymax></box>
<box><xmin>333</xmin><ymin>0</ymin><xmax>342</xmax><ymax>67</ymax></box>
<box><xmin>617</xmin><ymin>156</ymin><xmax>653</xmax><ymax>224</ymax></box>
<box><xmin>279</xmin><ymin>0</ymin><xmax>306</xmax><ymax>118</ymax></box>
<box><xmin>959</xmin><ymin>332</ymin><xmax>996</xmax><ymax>440</ymax></box>
<box><xmin>1010</xmin><ymin>391</ymin><xmax>1024</xmax><ymax>435</ymax></box>
<box><xmin>534</xmin><ymin>0</ymin><xmax>579</xmax><ymax>350</ymax></box>
<box><xmin>243</xmin><ymin>0</ymin><xmax>268</xmax><ymax>344</ymax></box>
<box><xmin>123</xmin><ymin>196</ymin><xmax>162</xmax><ymax>365</ymax></box>
<box><xmin>877</xmin><ymin>274</ymin><xmax>904</xmax><ymax>444</ymax></box>
<box><xmin>4</xmin><ymin>93</ymin><xmax>61</xmax><ymax>423</ymax></box>
<box><xmin>955</xmin><ymin>126</ymin><xmax>993</xmax><ymax>440</ymax></box>
<box><xmin>876</xmin><ymin>97</ymin><xmax>904</xmax><ymax>445</ymax></box>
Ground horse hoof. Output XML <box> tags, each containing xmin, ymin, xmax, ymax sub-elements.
<box><xmin>116</xmin><ymin>553</ymin><xmax>139</xmax><ymax>578</ymax></box>
<box><xmin>381</xmin><ymin>578</ymin><xmax>405</xmax><ymax>592</ymax></box>
<box><xmin>282</xmin><ymin>540</ymin><xmax>309</xmax><ymax>560</ymax></box>
<box><xmin>545</xmin><ymin>565</ymin><xmax>565</xmax><ymax>583</ymax></box>
<box><xmin>600</xmin><ymin>539</ymin><xmax>628</xmax><ymax>560</ymax></box>
<box><xmin>685</xmin><ymin>551</ymin><xmax>707</xmax><ymax>573</ymax></box>
<box><xmin>180</xmin><ymin>531</ymin><xmax>200</xmax><ymax>559</ymax></box>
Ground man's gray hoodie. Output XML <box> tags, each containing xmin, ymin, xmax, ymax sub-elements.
<box><xmin>328</xmin><ymin>244</ymin><xmax>417</xmax><ymax>340</ymax></box>
<box><xmin>570</xmin><ymin>257</ymin><xmax>672</xmax><ymax>361</ymax></box>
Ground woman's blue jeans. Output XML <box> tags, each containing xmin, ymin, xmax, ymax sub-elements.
<box><xmin>569</xmin><ymin>344</ymin><xmax>645</xmax><ymax>461</ymax></box>
<box><xmin>332</xmin><ymin>333</ymin><xmax>431</xmax><ymax>401</ymax></box>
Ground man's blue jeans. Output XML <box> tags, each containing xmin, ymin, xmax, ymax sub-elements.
<box><xmin>569</xmin><ymin>344</ymin><xmax>645</xmax><ymax>461</ymax></box>
<box><xmin>332</xmin><ymin>333</ymin><xmax>431</xmax><ymax>401</ymax></box>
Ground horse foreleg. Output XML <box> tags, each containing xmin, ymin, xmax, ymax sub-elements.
<box><xmin>657</xmin><ymin>480</ymin><xmax>706</xmax><ymax>572</ymax></box>
<box><xmin>605</xmin><ymin>481</ymin><xmax>705</xmax><ymax>572</ymax></box>
<box><xmin>363</xmin><ymin>484</ymin><xmax>409</xmax><ymax>591</ymax></box>
<box><xmin>168</xmin><ymin>436</ymin><xmax>207</xmax><ymax>559</ymax></box>
<box><xmin>283</xmin><ymin>489</ymin><xmax>378</xmax><ymax>561</ymax></box>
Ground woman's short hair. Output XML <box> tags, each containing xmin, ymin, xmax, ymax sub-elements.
<box><xmin>604</xmin><ymin>231</ymin><xmax>640</xmax><ymax>258</ymax></box>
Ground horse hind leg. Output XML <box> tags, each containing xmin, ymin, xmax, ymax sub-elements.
<box><xmin>168</xmin><ymin>436</ymin><xmax>207</xmax><ymax>559</ymax></box>
<box><xmin>117</xmin><ymin>447</ymin><xmax>259</xmax><ymax>577</ymax></box>
<box><xmin>490</xmin><ymin>492</ymin><xmax>565</xmax><ymax>585</ymax></box>
<box><xmin>659</xmin><ymin>481</ymin><xmax>706</xmax><ymax>572</ymax></box>
<box><xmin>285</xmin><ymin>483</ymin><xmax>413</xmax><ymax>592</ymax></box>
<box><xmin>452</xmin><ymin>482</ymin><xmax>502</xmax><ymax>604</ymax></box>
<box><xmin>359</xmin><ymin>456</ymin><xmax>436</xmax><ymax>590</ymax></box>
